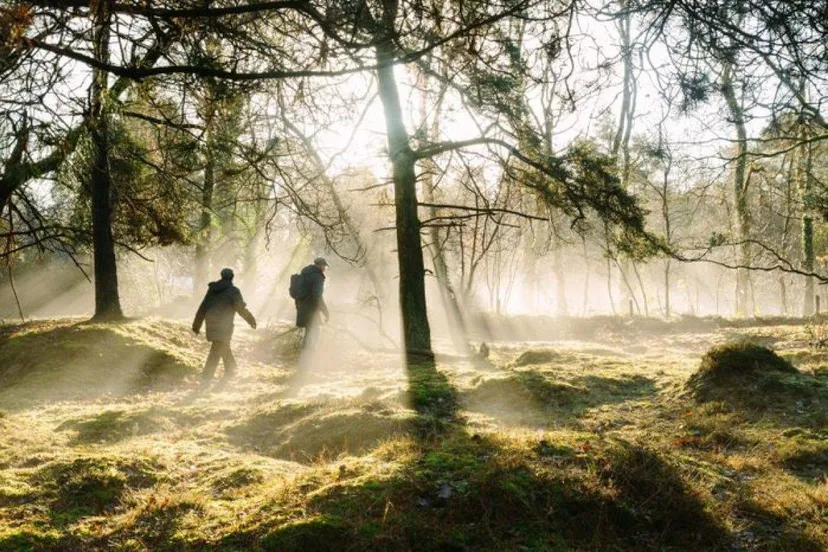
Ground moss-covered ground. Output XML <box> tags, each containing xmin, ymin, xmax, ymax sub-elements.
<box><xmin>0</xmin><ymin>317</ymin><xmax>825</xmax><ymax>551</ymax></box>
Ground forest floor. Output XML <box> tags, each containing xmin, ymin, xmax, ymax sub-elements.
<box><xmin>0</xmin><ymin>316</ymin><xmax>825</xmax><ymax>551</ymax></box>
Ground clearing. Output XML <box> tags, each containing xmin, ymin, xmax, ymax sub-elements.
<box><xmin>0</xmin><ymin>317</ymin><xmax>825</xmax><ymax>551</ymax></box>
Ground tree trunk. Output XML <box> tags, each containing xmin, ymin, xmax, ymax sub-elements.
<box><xmin>606</xmin><ymin>255</ymin><xmax>616</xmax><ymax>315</ymax></box>
<box><xmin>661</xmin><ymin>144</ymin><xmax>672</xmax><ymax>319</ymax></box>
<box><xmin>581</xmin><ymin>235</ymin><xmax>590</xmax><ymax>315</ymax></box>
<box><xmin>89</xmin><ymin>0</ymin><xmax>123</xmax><ymax>321</ymax></box>
<box><xmin>613</xmin><ymin>4</ymin><xmax>637</xmax><ymax>313</ymax></box>
<box><xmin>553</xmin><ymin>243</ymin><xmax>568</xmax><ymax>316</ymax></box>
<box><xmin>616</xmin><ymin>258</ymin><xmax>640</xmax><ymax>314</ymax></box>
<box><xmin>779</xmin><ymin>152</ymin><xmax>795</xmax><ymax>315</ymax></box>
<box><xmin>801</xmin><ymin>138</ymin><xmax>815</xmax><ymax>315</ymax></box>
<box><xmin>721</xmin><ymin>59</ymin><xmax>750</xmax><ymax>317</ymax></box>
<box><xmin>376</xmin><ymin>39</ymin><xmax>432</xmax><ymax>360</ymax></box>
<box><xmin>632</xmin><ymin>261</ymin><xmax>649</xmax><ymax>316</ymax></box>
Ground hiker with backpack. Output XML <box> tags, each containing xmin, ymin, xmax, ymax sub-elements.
<box><xmin>290</xmin><ymin>257</ymin><xmax>330</xmax><ymax>350</ymax></box>
<box><xmin>192</xmin><ymin>268</ymin><xmax>257</xmax><ymax>385</ymax></box>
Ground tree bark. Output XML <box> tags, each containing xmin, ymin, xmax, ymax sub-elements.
<box><xmin>375</xmin><ymin>36</ymin><xmax>432</xmax><ymax>360</ymax></box>
<box><xmin>721</xmin><ymin>58</ymin><xmax>750</xmax><ymax>317</ymax></box>
<box><xmin>800</xmin><ymin>131</ymin><xmax>815</xmax><ymax>315</ymax></box>
<box><xmin>89</xmin><ymin>0</ymin><xmax>123</xmax><ymax>321</ymax></box>
<box><xmin>613</xmin><ymin>3</ymin><xmax>639</xmax><ymax>314</ymax></box>
<box><xmin>581</xmin><ymin>234</ymin><xmax>590</xmax><ymax>315</ymax></box>
<box><xmin>553</xmin><ymin>243</ymin><xmax>568</xmax><ymax>316</ymax></box>
<box><xmin>778</xmin><ymin>152</ymin><xmax>795</xmax><ymax>315</ymax></box>
<box><xmin>661</xmin><ymin>147</ymin><xmax>672</xmax><ymax>318</ymax></box>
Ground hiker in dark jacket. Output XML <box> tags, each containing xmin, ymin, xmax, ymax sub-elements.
<box><xmin>192</xmin><ymin>268</ymin><xmax>256</xmax><ymax>383</ymax></box>
<box><xmin>295</xmin><ymin>257</ymin><xmax>330</xmax><ymax>349</ymax></box>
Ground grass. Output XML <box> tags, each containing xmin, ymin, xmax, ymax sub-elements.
<box><xmin>0</xmin><ymin>317</ymin><xmax>825</xmax><ymax>550</ymax></box>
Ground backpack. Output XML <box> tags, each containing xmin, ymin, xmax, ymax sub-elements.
<box><xmin>289</xmin><ymin>273</ymin><xmax>307</xmax><ymax>299</ymax></box>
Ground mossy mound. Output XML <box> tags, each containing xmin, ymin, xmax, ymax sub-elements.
<box><xmin>209</xmin><ymin>466</ymin><xmax>266</xmax><ymax>495</ymax></box>
<box><xmin>34</xmin><ymin>455</ymin><xmax>161</xmax><ymax>520</ymax></box>
<box><xmin>461</xmin><ymin>371</ymin><xmax>587</xmax><ymax>424</ymax></box>
<box><xmin>0</xmin><ymin>319</ymin><xmax>200</xmax><ymax>407</ymax></box>
<box><xmin>227</xmin><ymin>399</ymin><xmax>413</xmax><ymax>463</ymax></box>
<box><xmin>687</xmin><ymin>342</ymin><xmax>825</xmax><ymax>409</ymax></box>
<box><xmin>513</xmin><ymin>348</ymin><xmax>561</xmax><ymax>367</ymax></box>
<box><xmin>697</xmin><ymin>342</ymin><xmax>796</xmax><ymax>376</ymax></box>
<box><xmin>773</xmin><ymin>436</ymin><xmax>828</xmax><ymax>477</ymax></box>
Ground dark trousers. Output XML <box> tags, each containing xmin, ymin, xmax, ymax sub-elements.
<box><xmin>201</xmin><ymin>340</ymin><xmax>237</xmax><ymax>381</ymax></box>
<box><xmin>302</xmin><ymin>320</ymin><xmax>320</xmax><ymax>350</ymax></box>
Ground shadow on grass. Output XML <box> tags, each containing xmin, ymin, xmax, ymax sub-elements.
<box><xmin>224</xmin><ymin>360</ymin><xmax>456</xmax><ymax>464</ymax></box>
<box><xmin>405</xmin><ymin>359</ymin><xmax>459</xmax><ymax>433</ymax></box>
<box><xmin>9</xmin><ymin>358</ymin><xmax>822</xmax><ymax>551</ymax></box>
<box><xmin>214</xmin><ymin>433</ymin><xmax>739</xmax><ymax>551</ymax></box>
<box><xmin>56</xmin><ymin>408</ymin><xmax>168</xmax><ymax>445</ymax></box>
<box><xmin>0</xmin><ymin>531</ymin><xmax>75</xmax><ymax>552</ymax></box>
<box><xmin>733</xmin><ymin>495</ymin><xmax>827</xmax><ymax>552</ymax></box>
<box><xmin>212</xmin><ymin>363</ymin><xmax>743</xmax><ymax>551</ymax></box>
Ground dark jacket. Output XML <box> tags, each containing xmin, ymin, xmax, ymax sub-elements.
<box><xmin>192</xmin><ymin>278</ymin><xmax>256</xmax><ymax>342</ymax></box>
<box><xmin>295</xmin><ymin>264</ymin><xmax>328</xmax><ymax>328</ymax></box>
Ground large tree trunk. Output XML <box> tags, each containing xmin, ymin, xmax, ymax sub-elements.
<box><xmin>721</xmin><ymin>59</ymin><xmax>750</xmax><ymax>317</ymax></box>
<box><xmin>376</xmin><ymin>39</ymin><xmax>432</xmax><ymax>360</ymax></box>
<box><xmin>89</xmin><ymin>0</ymin><xmax>123</xmax><ymax>321</ymax></box>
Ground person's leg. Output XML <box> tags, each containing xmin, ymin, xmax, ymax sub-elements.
<box><xmin>304</xmin><ymin>315</ymin><xmax>320</xmax><ymax>350</ymax></box>
<box><xmin>221</xmin><ymin>341</ymin><xmax>237</xmax><ymax>379</ymax></box>
<box><xmin>201</xmin><ymin>341</ymin><xmax>221</xmax><ymax>383</ymax></box>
